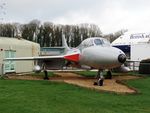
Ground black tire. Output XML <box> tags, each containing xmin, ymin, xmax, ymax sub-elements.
<box><xmin>106</xmin><ymin>71</ymin><xmax>112</xmax><ymax>79</ymax></box>
<box><xmin>99</xmin><ymin>79</ymin><xmax>104</xmax><ymax>86</ymax></box>
<box><xmin>98</xmin><ymin>79</ymin><xmax>103</xmax><ymax>86</ymax></box>
<box><xmin>44</xmin><ymin>70</ymin><xmax>49</xmax><ymax>80</ymax></box>
<box><xmin>139</xmin><ymin>63</ymin><xmax>150</xmax><ymax>74</ymax></box>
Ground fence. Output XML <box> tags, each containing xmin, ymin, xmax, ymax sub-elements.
<box><xmin>126</xmin><ymin>61</ymin><xmax>140</xmax><ymax>72</ymax></box>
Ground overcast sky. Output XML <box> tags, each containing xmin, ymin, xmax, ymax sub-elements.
<box><xmin>1</xmin><ymin>0</ymin><xmax>150</xmax><ymax>34</ymax></box>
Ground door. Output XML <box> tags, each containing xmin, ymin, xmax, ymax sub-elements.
<box><xmin>4</xmin><ymin>50</ymin><xmax>16</xmax><ymax>73</ymax></box>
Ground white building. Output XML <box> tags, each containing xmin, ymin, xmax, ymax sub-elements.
<box><xmin>112</xmin><ymin>32</ymin><xmax>150</xmax><ymax>71</ymax></box>
<box><xmin>112</xmin><ymin>32</ymin><xmax>150</xmax><ymax>61</ymax></box>
<box><xmin>0</xmin><ymin>37</ymin><xmax>40</xmax><ymax>75</ymax></box>
<box><xmin>131</xmin><ymin>43</ymin><xmax>150</xmax><ymax>61</ymax></box>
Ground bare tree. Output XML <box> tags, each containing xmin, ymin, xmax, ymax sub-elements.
<box><xmin>103</xmin><ymin>29</ymin><xmax>128</xmax><ymax>42</ymax></box>
<box><xmin>0</xmin><ymin>20</ymin><xmax>104</xmax><ymax>47</ymax></box>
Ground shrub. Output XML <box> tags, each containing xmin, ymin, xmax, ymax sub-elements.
<box><xmin>139</xmin><ymin>59</ymin><xmax>150</xmax><ymax>74</ymax></box>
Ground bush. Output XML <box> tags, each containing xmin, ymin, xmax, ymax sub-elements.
<box><xmin>140</xmin><ymin>59</ymin><xmax>150</xmax><ymax>63</ymax></box>
<box><xmin>139</xmin><ymin>59</ymin><xmax>150</xmax><ymax>74</ymax></box>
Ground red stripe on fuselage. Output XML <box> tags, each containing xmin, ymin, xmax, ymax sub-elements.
<box><xmin>64</xmin><ymin>54</ymin><xmax>79</xmax><ymax>62</ymax></box>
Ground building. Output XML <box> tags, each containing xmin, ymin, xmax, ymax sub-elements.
<box><xmin>0</xmin><ymin>37</ymin><xmax>40</xmax><ymax>75</ymax></box>
<box><xmin>40</xmin><ymin>47</ymin><xmax>65</xmax><ymax>70</ymax></box>
<box><xmin>111</xmin><ymin>32</ymin><xmax>150</xmax><ymax>71</ymax></box>
<box><xmin>41</xmin><ymin>47</ymin><xmax>65</xmax><ymax>56</ymax></box>
<box><xmin>131</xmin><ymin>43</ymin><xmax>150</xmax><ymax>61</ymax></box>
<box><xmin>111</xmin><ymin>32</ymin><xmax>150</xmax><ymax>59</ymax></box>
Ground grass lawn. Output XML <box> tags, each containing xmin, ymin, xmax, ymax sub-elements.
<box><xmin>1</xmin><ymin>72</ymin><xmax>54</xmax><ymax>79</ymax></box>
<box><xmin>31</xmin><ymin>71</ymin><xmax>54</xmax><ymax>77</ymax></box>
<box><xmin>74</xmin><ymin>71</ymin><xmax>98</xmax><ymax>77</ymax></box>
<box><xmin>74</xmin><ymin>71</ymin><xmax>124</xmax><ymax>77</ymax></box>
<box><xmin>0</xmin><ymin>75</ymin><xmax>150</xmax><ymax>113</ymax></box>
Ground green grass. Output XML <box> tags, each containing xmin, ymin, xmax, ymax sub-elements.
<box><xmin>31</xmin><ymin>71</ymin><xmax>54</xmax><ymax>77</ymax></box>
<box><xmin>0</xmin><ymin>77</ymin><xmax>150</xmax><ymax>113</ymax></box>
<box><xmin>128</xmin><ymin>71</ymin><xmax>150</xmax><ymax>77</ymax></box>
<box><xmin>74</xmin><ymin>70</ymin><xmax>150</xmax><ymax>77</ymax></box>
<box><xmin>74</xmin><ymin>71</ymin><xmax>97</xmax><ymax>77</ymax></box>
<box><xmin>74</xmin><ymin>71</ymin><xmax>123</xmax><ymax>77</ymax></box>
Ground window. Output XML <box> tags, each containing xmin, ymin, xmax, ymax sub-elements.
<box><xmin>94</xmin><ymin>39</ymin><xmax>103</xmax><ymax>45</ymax></box>
<box><xmin>102</xmin><ymin>38</ymin><xmax>111</xmax><ymax>46</ymax></box>
<box><xmin>4</xmin><ymin>50</ymin><xmax>16</xmax><ymax>73</ymax></box>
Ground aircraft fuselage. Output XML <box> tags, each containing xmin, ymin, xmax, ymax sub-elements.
<box><xmin>79</xmin><ymin>46</ymin><xmax>125</xmax><ymax>69</ymax></box>
<box><xmin>64</xmin><ymin>37</ymin><xmax>126</xmax><ymax>70</ymax></box>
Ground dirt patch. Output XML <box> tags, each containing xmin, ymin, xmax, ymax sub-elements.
<box><xmin>6</xmin><ymin>72</ymin><xmax>141</xmax><ymax>94</ymax></box>
<box><xmin>7</xmin><ymin>75</ymin><xmax>42</xmax><ymax>80</ymax></box>
<box><xmin>54</xmin><ymin>72</ymin><xmax>140</xmax><ymax>94</ymax></box>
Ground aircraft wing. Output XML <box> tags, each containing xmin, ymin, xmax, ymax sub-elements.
<box><xmin>4</xmin><ymin>55</ymin><xmax>64</xmax><ymax>61</ymax></box>
<box><xmin>4</xmin><ymin>53</ymin><xmax>80</xmax><ymax>62</ymax></box>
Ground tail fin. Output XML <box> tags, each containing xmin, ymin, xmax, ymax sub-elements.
<box><xmin>62</xmin><ymin>35</ymin><xmax>70</xmax><ymax>51</ymax></box>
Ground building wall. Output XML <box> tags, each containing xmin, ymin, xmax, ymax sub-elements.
<box><xmin>40</xmin><ymin>47</ymin><xmax>65</xmax><ymax>69</ymax></box>
<box><xmin>131</xmin><ymin>43</ymin><xmax>150</xmax><ymax>61</ymax></box>
<box><xmin>0</xmin><ymin>37</ymin><xmax>40</xmax><ymax>74</ymax></box>
<box><xmin>40</xmin><ymin>47</ymin><xmax>65</xmax><ymax>56</ymax></box>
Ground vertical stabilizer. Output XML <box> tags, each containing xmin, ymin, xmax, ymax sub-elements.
<box><xmin>62</xmin><ymin>35</ymin><xmax>70</xmax><ymax>51</ymax></box>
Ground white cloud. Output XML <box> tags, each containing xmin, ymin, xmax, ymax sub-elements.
<box><xmin>2</xmin><ymin>0</ymin><xmax>150</xmax><ymax>34</ymax></box>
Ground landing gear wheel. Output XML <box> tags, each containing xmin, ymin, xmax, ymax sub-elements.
<box><xmin>44</xmin><ymin>70</ymin><xmax>49</xmax><ymax>80</ymax></box>
<box><xmin>106</xmin><ymin>71</ymin><xmax>112</xmax><ymax>79</ymax></box>
<box><xmin>94</xmin><ymin>69</ymin><xmax>104</xmax><ymax>86</ymax></box>
<box><xmin>98</xmin><ymin>78</ymin><xmax>104</xmax><ymax>86</ymax></box>
<box><xmin>93</xmin><ymin>79</ymin><xmax>104</xmax><ymax>86</ymax></box>
<box><xmin>42</xmin><ymin>62</ymin><xmax>49</xmax><ymax>80</ymax></box>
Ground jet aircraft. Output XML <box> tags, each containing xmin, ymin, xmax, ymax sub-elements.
<box><xmin>5</xmin><ymin>36</ymin><xmax>126</xmax><ymax>85</ymax></box>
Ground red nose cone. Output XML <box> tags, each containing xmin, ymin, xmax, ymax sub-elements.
<box><xmin>64</xmin><ymin>54</ymin><xmax>79</xmax><ymax>62</ymax></box>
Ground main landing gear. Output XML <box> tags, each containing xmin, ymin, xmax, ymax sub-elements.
<box><xmin>106</xmin><ymin>70</ymin><xmax>112</xmax><ymax>79</ymax></box>
<box><xmin>43</xmin><ymin>70</ymin><xmax>49</xmax><ymax>80</ymax></box>
<box><xmin>42</xmin><ymin>63</ymin><xmax>49</xmax><ymax>80</ymax></box>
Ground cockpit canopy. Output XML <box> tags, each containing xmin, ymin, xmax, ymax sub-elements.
<box><xmin>78</xmin><ymin>37</ymin><xmax>110</xmax><ymax>49</ymax></box>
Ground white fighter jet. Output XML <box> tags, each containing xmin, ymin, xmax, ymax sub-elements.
<box><xmin>5</xmin><ymin>36</ymin><xmax>126</xmax><ymax>83</ymax></box>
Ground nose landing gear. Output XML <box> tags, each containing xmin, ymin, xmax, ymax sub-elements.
<box><xmin>94</xmin><ymin>70</ymin><xmax>112</xmax><ymax>86</ymax></box>
<box><xmin>94</xmin><ymin>69</ymin><xmax>104</xmax><ymax>86</ymax></box>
